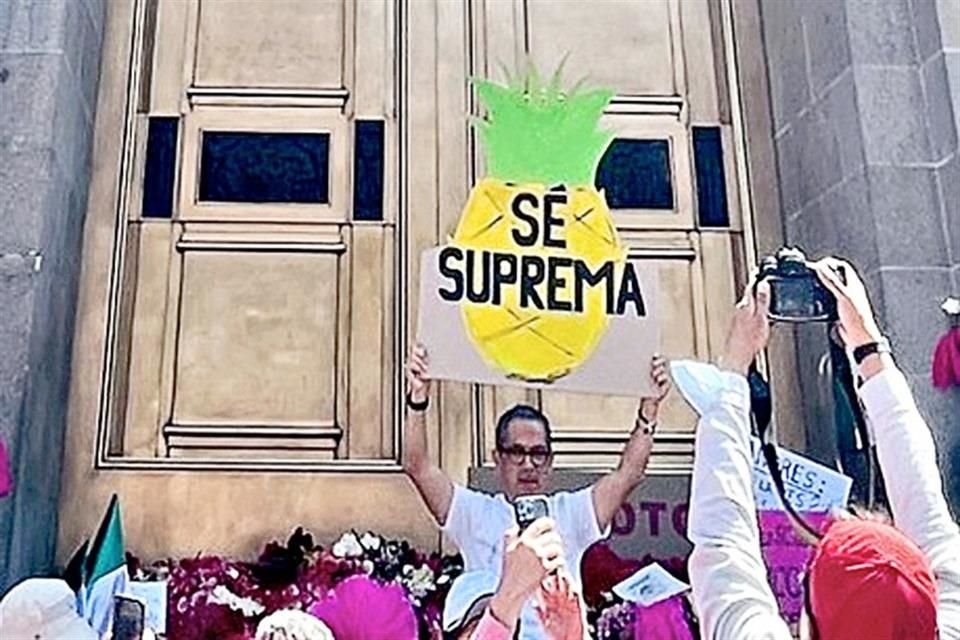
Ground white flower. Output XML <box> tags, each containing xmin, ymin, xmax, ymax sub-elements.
<box><xmin>400</xmin><ymin>565</ymin><xmax>435</xmax><ymax>599</ymax></box>
<box><xmin>208</xmin><ymin>585</ymin><xmax>265</xmax><ymax>617</ymax></box>
<box><xmin>332</xmin><ymin>532</ymin><xmax>363</xmax><ymax>558</ymax></box>
<box><xmin>362</xmin><ymin>560</ymin><xmax>375</xmax><ymax>574</ymax></box>
<box><xmin>360</xmin><ymin>532</ymin><xmax>382</xmax><ymax>552</ymax></box>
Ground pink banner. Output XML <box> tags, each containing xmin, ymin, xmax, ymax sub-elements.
<box><xmin>758</xmin><ymin>511</ymin><xmax>832</xmax><ymax>623</ymax></box>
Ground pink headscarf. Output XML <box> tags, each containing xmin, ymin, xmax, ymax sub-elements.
<box><xmin>309</xmin><ymin>575</ymin><xmax>418</xmax><ymax>640</ymax></box>
<box><xmin>932</xmin><ymin>326</ymin><xmax>960</xmax><ymax>389</ymax></box>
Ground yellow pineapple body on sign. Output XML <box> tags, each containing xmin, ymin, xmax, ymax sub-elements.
<box><xmin>451</xmin><ymin>178</ymin><xmax>625</xmax><ymax>381</ymax></box>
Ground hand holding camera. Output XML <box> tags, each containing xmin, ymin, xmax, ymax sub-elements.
<box><xmin>491</xmin><ymin>516</ymin><xmax>565</xmax><ymax>625</ymax></box>
<box><xmin>720</xmin><ymin>280</ymin><xmax>771</xmax><ymax>375</ymax></box>
<box><xmin>721</xmin><ymin>248</ymin><xmax>885</xmax><ymax>375</ymax></box>
<box><xmin>811</xmin><ymin>257</ymin><xmax>883</xmax><ymax>349</ymax></box>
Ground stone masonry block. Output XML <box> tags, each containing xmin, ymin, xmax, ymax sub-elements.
<box><xmin>922</xmin><ymin>53</ymin><xmax>959</xmax><ymax>163</ymax></box>
<box><xmin>910</xmin><ymin>0</ymin><xmax>945</xmax><ymax>62</ymax></box>
<box><xmin>876</xmin><ymin>267</ymin><xmax>953</xmax><ymax>376</ymax></box>
<box><xmin>935</xmin><ymin>0</ymin><xmax>960</xmax><ymax>49</ymax></box>
<box><xmin>0</xmin><ymin>52</ymin><xmax>60</xmax><ymax>145</ymax></box>
<box><xmin>945</xmin><ymin>51</ymin><xmax>960</xmax><ymax>142</ymax></box>
<box><xmin>803</xmin><ymin>0</ymin><xmax>854</xmax><ymax>96</ymax></box>
<box><xmin>847</xmin><ymin>0</ymin><xmax>918</xmax><ymax>65</ymax></box>
<box><xmin>775</xmin><ymin>127</ymin><xmax>802</xmax><ymax>217</ymax></box>
<box><xmin>761</xmin><ymin>0</ymin><xmax>811</xmax><ymax>130</ymax></box>
<box><xmin>0</xmin><ymin>0</ymin><xmax>68</xmax><ymax>52</ymax></box>
<box><xmin>796</xmin><ymin>103</ymin><xmax>845</xmax><ymax>204</ymax></box>
<box><xmin>855</xmin><ymin>65</ymin><xmax>933</xmax><ymax>164</ymax></box>
<box><xmin>938</xmin><ymin>152</ymin><xmax>960</xmax><ymax>268</ymax></box>
<box><xmin>868</xmin><ymin>165</ymin><xmax>949</xmax><ymax>268</ymax></box>
<box><xmin>0</xmin><ymin>145</ymin><xmax>56</xmax><ymax>253</ymax></box>
<box><xmin>904</xmin><ymin>372</ymin><xmax>960</xmax><ymax>510</ymax></box>
<box><xmin>815</xmin><ymin>71</ymin><xmax>866</xmax><ymax>181</ymax></box>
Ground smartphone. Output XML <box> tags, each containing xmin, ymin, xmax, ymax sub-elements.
<box><xmin>113</xmin><ymin>595</ymin><xmax>145</xmax><ymax>640</ymax></box>
<box><xmin>514</xmin><ymin>495</ymin><xmax>549</xmax><ymax>532</ymax></box>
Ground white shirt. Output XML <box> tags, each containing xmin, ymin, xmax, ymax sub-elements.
<box><xmin>443</xmin><ymin>485</ymin><xmax>608</xmax><ymax>639</ymax></box>
<box><xmin>686</xmin><ymin>366</ymin><xmax>960</xmax><ymax>639</ymax></box>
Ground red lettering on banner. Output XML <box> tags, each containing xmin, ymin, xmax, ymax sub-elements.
<box><xmin>640</xmin><ymin>502</ymin><xmax>667</xmax><ymax>536</ymax></box>
<box><xmin>672</xmin><ymin>503</ymin><xmax>688</xmax><ymax>536</ymax></box>
<box><xmin>612</xmin><ymin>503</ymin><xmax>636</xmax><ymax>536</ymax></box>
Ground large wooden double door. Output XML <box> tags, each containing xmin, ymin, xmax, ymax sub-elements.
<box><xmin>60</xmin><ymin>0</ymin><xmax>750</xmax><ymax>560</ymax></box>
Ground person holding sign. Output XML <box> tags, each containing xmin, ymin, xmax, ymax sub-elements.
<box><xmin>404</xmin><ymin>345</ymin><xmax>670</xmax><ymax>640</ymax></box>
<box><xmin>686</xmin><ymin>258</ymin><xmax>960</xmax><ymax>639</ymax></box>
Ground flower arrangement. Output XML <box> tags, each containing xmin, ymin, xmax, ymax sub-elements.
<box><xmin>130</xmin><ymin>530</ymin><xmax>697</xmax><ymax>640</ymax></box>
<box><xmin>129</xmin><ymin>527</ymin><xmax>462</xmax><ymax>640</ymax></box>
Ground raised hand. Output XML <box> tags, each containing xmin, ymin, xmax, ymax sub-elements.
<box><xmin>719</xmin><ymin>280</ymin><xmax>771</xmax><ymax>375</ymax></box>
<box><xmin>405</xmin><ymin>344</ymin><xmax>432</xmax><ymax>404</ymax></box>
<box><xmin>812</xmin><ymin>258</ymin><xmax>883</xmax><ymax>348</ymax></box>
<box><xmin>639</xmin><ymin>354</ymin><xmax>671</xmax><ymax>425</ymax></box>
<box><xmin>489</xmin><ymin>518</ymin><xmax>565</xmax><ymax>626</ymax></box>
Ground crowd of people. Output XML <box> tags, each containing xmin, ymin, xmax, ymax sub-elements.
<box><xmin>404</xmin><ymin>257</ymin><xmax>960</xmax><ymax>640</ymax></box>
<box><xmin>1</xmin><ymin>257</ymin><xmax>958</xmax><ymax>639</ymax></box>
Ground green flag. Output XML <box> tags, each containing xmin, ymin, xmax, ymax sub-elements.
<box><xmin>80</xmin><ymin>494</ymin><xmax>128</xmax><ymax>634</ymax></box>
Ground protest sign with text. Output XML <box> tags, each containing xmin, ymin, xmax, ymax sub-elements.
<box><xmin>416</xmin><ymin>72</ymin><xmax>660</xmax><ymax>396</ymax></box>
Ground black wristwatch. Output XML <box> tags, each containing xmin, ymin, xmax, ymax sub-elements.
<box><xmin>406</xmin><ymin>393</ymin><xmax>429</xmax><ymax>412</ymax></box>
<box><xmin>852</xmin><ymin>338</ymin><xmax>891</xmax><ymax>365</ymax></box>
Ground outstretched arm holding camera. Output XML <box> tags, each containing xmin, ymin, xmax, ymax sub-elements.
<box><xmin>686</xmin><ymin>281</ymin><xmax>792</xmax><ymax>640</ymax></box>
<box><xmin>687</xmin><ymin>259</ymin><xmax>960</xmax><ymax>639</ymax></box>
<box><xmin>814</xmin><ymin>259</ymin><xmax>960</xmax><ymax>638</ymax></box>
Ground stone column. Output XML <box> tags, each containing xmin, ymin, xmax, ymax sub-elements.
<box><xmin>0</xmin><ymin>0</ymin><xmax>105</xmax><ymax>590</ymax></box>
<box><xmin>759</xmin><ymin>0</ymin><xmax>960</xmax><ymax>507</ymax></box>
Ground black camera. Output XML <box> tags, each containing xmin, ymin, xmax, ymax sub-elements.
<box><xmin>756</xmin><ymin>247</ymin><xmax>841</xmax><ymax>323</ymax></box>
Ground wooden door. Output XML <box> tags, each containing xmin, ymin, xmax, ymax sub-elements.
<box><xmin>59</xmin><ymin>0</ymin><xmax>751</xmax><ymax>562</ymax></box>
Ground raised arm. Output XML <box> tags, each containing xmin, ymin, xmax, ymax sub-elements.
<box><xmin>403</xmin><ymin>345</ymin><xmax>455</xmax><ymax>525</ymax></box>
<box><xmin>687</xmin><ymin>283</ymin><xmax>791</xmax><ymax>640</ymax></box>
<box><xmin>591</xmin><ymin>355</ymin><xmax>670</xmax><ymax>531</ymax></box>
<box><xmin>816</xmin><ymin>259</ymin><xmax>960</xmax><ymax>637</ymax></box>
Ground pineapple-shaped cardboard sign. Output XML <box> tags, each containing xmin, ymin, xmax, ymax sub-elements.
<box><xmin>419</xmin><ymin>68</ymin><xmax>657</xmax><ymax>394</ymax></box>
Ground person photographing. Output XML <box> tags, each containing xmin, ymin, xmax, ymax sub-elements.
<box><xmin>686</xmin><ymin>254</ymin><xmax>960</xmax><ymax>639</ymax></box>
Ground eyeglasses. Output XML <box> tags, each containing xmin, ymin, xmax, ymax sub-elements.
<box><xmin>497</xmin><ymin>445</ymin><xmax>552</xmax><ymax>467</ymax></box>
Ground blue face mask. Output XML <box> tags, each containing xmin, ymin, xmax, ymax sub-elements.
<box><xmin>668</xmin><ymin>360</ymin><xmax>739</xmax><ymax>416</ymax></box>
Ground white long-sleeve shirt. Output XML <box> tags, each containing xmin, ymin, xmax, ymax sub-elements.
<box><xmin>686</xmin><ymin>366</ymin><xmax>960</xmax><ymax>639</ymax></box>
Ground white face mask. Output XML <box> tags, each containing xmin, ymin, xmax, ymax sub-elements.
<box><xmin>668</xmin><ymin>360</ymin><xmax>738</xmax><ymax>416</ymax></box>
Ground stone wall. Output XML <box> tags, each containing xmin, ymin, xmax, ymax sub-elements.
<box><xmin>759</xmin><ymin>0</ymin><xmax>960</xmax><ymax>507</ymax></box>
<box><xmin>0</xmin><ymin>0</ymin><xmax>105</xmax><ymax>591</ymax></box>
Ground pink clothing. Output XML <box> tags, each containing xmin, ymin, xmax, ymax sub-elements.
<box><xmin>633</xmin><ymin>596</ymin><xmax>695</xmax><ymax>640</ymax></box>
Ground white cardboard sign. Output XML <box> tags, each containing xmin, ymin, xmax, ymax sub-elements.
<box><xmin>750</xmin><ymin>438</ymin><xmax>852</xmax><ymax>512</ymax></box>
<box><xmin>612</xmin><ymin>562</ymin><xmax>691</xmax><ymax>606</ymax></box>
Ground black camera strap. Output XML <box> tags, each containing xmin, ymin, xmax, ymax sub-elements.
<box><xmin>748</xmin><ymin>365</ymin><xmax>824</xmax><ymax>544</ymax></box>
<box><xmin>827</xmin><ymin>328</ymin><xmax>876</xmax><ymax>508</ymax></box>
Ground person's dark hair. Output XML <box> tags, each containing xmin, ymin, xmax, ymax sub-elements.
<box><xmin>495</xmin><ymin>404</ymin><xmax>551</xmax><ymax>451</ymax></box>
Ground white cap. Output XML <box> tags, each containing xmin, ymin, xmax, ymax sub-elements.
<box><xmin>0</xmin><ymin>578</ymin><xmax>98</xmax><ymax>640</ymax></box>
<box><xmin>441</xmin><ymin>571</ymin><xmax>499</xmax><ymax>633</ymax></box>
<box><xmin>255</xmin><ymin>609</ymin><xmax>335</xmax><ymax>640</ymax></box>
